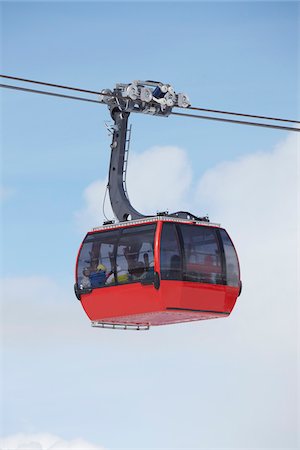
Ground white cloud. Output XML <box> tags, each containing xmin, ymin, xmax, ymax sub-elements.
<box><xmin>195</xmin><ymin>133</ymin><xmax>298</xmax><ymax>226</ymax></box>
<box><xmin>0</xmin><ymin>433</ymin><xmax>105</xmax><ymax>450</ymax></box>
<box><xmin>192</xmin><ymin>134</ymin><xmax>299</xmax><ymax>354</ymax></box>
<box><xmin>75</xmin><ymin>145</ymin><xmax>193</xmax><ymax>231</ymax></box>
<box><xmin>126</xmin><ymin>145</ymin><xmax>193</xmax><ymax>214</ymax></box>
<box><xmin>76</xmin><ymin>135</ymin><xmax>299</xmax><ymax>230</ymax></box>
<box><xmin>0</xmin><ymin>276</ymin><xmax>88</xmax><ymax>346</ymax></box>
<box><xmin>74</xmin><ymin>179</ymin><xmax>109</xmax><ymax>233</ymax></box>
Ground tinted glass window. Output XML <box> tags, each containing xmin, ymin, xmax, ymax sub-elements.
<box><xmin>160</xmin><ymin>223</ymin><xmax>182</xmax><ymax>280</ymax></box>
<box><xmin>115</xmin><ymin>225</ymin><xmax>155</xmax><ymax>284</ymax></box>
<box><xmin>219</xmin><ymin>229</ymin><xmax>240</xmax><ymax>287</ymax></box>
<box><xmin>77</xmin><ymin>225</ymin><xmax>156</xmax><ymax>289</ymax></box>
<box><xmin>180</xmin><ymin>224</ymin><xmax>223</xmax><ymax>284</ymax></box>
<box><xmin>77</xmin><ymin>230</ymin><xmax>119</xmax><ymax>289</ymax></box>
<box><xmin>77</xmin><ymin>241</ymin><xmax>94</xmax><ymax>289</ymax></box>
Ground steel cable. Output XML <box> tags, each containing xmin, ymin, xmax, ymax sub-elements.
<box><xmin>1</xmin><ymin>73</ymin><xmax>299</xmax><ymax>124</ymax></box>
<box><xmin>171</xmin><ymin>111</ymin><xmax>300</xmax><ymax>132</ymax></box>
<box><xmin>1</xmin><ymin>81</ymin><xmax>299</xmax><ymax>132</ymax></box>
<box><xmin>185</xmin><ymin>105</ymin><xmax>300</xmax><ymax>124</ymax></box>
<box><xmin>0</xmin><ymin>83</ymin><xmax>102</xmax><ymax>104</ymax></box>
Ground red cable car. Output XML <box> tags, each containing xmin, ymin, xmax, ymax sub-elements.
<box><xmin>75</xmin><ymin>216</ymin><xmax>241</xmax><ymax>329</ymax></box>
<box><xmin>74</xmin><ymin>80</ymin><xmax>242</xmax><ymax>329</ymax></box>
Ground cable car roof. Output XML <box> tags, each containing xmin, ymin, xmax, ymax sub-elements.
<box><xmin>91</xmin><ymin>215</ymin><xmax>220</xmax><ymax>233</ymax></box>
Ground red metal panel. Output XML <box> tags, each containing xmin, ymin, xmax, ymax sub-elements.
<box><xmin>81</xmin><ymin>282</ymin><xmax>163</xmax><ymax>321</ymax></box>
<box><xmin>159</xmin><ymin>280</ymin><xmax>183</xmax><ymax>309</ymax></box>
<box><xmin>161</xmin><ymin>280</ymin><xmax>238</xmax><ymax>314</ymax></box>
<box><xmin>81</xmin><ymin>281</ymin><xmax>238</xmax><ymax>324</ymax></box>
<box><xmin>180</xmin><ymin>282</ymin><xmax>227</xmax><ymax>312</ymax></box>
<box><xmin>224</xmin><ymin>286</ymin><xmax>239</xmax><ymax>312</ymax></box>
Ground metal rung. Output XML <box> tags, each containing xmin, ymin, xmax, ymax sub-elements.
<box><xmin>91</xmin><ymin>320</ymin><xmax>150</xmax><ymax>331</ymax></box>
<box><xmin>122</xmin><ymin>124</ymin><xmax>132</xmax><ymax>199</ymax></box>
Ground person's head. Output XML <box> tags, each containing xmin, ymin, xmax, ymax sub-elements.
<box><xmin>97</xmin><ymin>263</ymin><xmax>106</xmax><ymax>273</ymax></box>
<box><xmin>130</xmin><ymin>261</ymin><xmax>145</xmax><ymax>278</ymax></box>
<box><xmin>83</xmin><ymin>267</ymin><xmax>90</xmax><ymax>276</ymax></box>
<box><xmin>91</xmin><ymin>258</ymin><xmax>98</xmax><ymax>270</ymax></box>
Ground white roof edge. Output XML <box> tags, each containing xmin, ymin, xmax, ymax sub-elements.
<box><xmin>91</xmin><ymin>216</ymin><xmax>220</xmax><ymax>232</ymax></box>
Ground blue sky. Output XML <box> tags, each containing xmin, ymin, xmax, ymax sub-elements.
<box><xmin>0</xmin><ymin>2</ymin><xmax>299</xmax><ymax>450</ymax></box>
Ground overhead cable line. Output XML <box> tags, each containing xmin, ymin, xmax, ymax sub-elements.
<box><xmin>0</xmin><ymin>83</ymin><xmax>101</xmax><ymax>104</ymax></box>
<box><xmin>186</xmin><ymin>105</ymin><xmax>300</xmax><ymax>124</ymax></box>
<box><xmin>171</xmin><ymin>111</ymin><xmax>300</xmax><ymax>132</ymax></box>
<box><xmin>1</xmin><ymin>74</ymin><xmax>299</xmax><ymax>125</ymax></box>
<box><xmin>1</xmin><ymin>81</ymin><xmax>299</xmax><ymax>132</ymax></box>
<box><xmin>0</xmin><ymin>74</ymin><xmax>106</xmax><ymax>96</ymax></box>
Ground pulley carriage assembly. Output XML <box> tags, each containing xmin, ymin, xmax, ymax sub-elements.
<box><xmin>99</xmin><ymin>80</ymin><xmax>190</xmax><ymax>116</ymax></box>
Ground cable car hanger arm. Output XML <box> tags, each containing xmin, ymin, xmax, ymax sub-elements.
<box><xmin>103</xmin><ymin>81</ymin><xmax>206</xmax><ymax>222</ymax></box>
<box><xmin>107</xmin><ymin>108</ymin><xmax>144</xmax><ymax>221</ymax></box>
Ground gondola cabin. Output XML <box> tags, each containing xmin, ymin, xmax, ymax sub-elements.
<box><xmin>75</xmin><ymin>216</ymin><xmax>241</xmax><ymax>329</ymax></box>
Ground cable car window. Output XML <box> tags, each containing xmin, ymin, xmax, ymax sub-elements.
<box><xmin>77</xmin><ymin>230</ymin><xmax>120</xmax><ymax>289</ymax></box>
<box><xmin>77</xmin><ymin>225</ymin><xmax>156</xmax><ymax>289</ymax></box>
<box><xmin>219</xmin><ymin>229</ymin><xmax>240</xmax><ymax>287</ymax></box>
<box><xmin>116</xmin><ymin>224</ymin><xmax>156</xmax><ymax>284</ymax></box>
<box><xmin>160</xmin><ymin>223</ymin><xmax>182</xmax><ymax>280</ymax></box>
<box><xmin>180</xmin><ymin>224</ymin><xmax>223</xmax><ymax>284</ymax></box>
<box><xmin>77</xmin><ymin>241</ymin><xmax>93</xmax><ymax>289</ymax></box>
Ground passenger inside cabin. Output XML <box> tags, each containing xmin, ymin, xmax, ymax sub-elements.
<box><xmin>130</xmin><ymin>261</ymin><xmax>146</xmax><ymax>281</ymax></box>
<box><xmin>106</xmin><ymin>265</ymin><xmax>129</xmax><ymax>285</ymax></box>
<box><xmin>90</xmin><ymin>263</ymin><xmax>107</xmax><ymax>288</ymax></box>
<box><xmin>80</xmin><ymin>267</ymin><xmax>91</xmax><ymax>289</ymax></box>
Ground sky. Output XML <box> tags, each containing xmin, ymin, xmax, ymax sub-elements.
<box><xmin>0</xmin><ymin>1</ymin><xmax>299</xmax><ymax>450</ymax></box>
